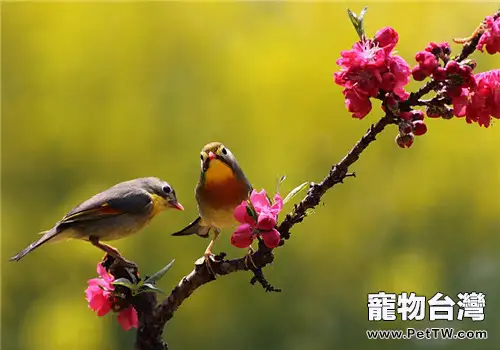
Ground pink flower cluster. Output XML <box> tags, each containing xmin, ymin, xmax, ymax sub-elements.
<box><xmin>231</xmin><ymin>190</ymin><xmax>283</xmax><ymax>249</ymax></box>
<box><xmin>411</xmin><ymin>42</ymin><xmax>451</xmax><ymax>81</ymax></box>
<box><xmin>452</xmin><ymin>69</ymin><xmax>500</xmax><ymax>127</ymax></box>
<box><xmin>477</xmin><ymin>16</ymin><xmax>500</xmax><ymax>54</ymax></box>
<box><xmin>334</xmin><ymin>27</ymin><xmax>411</xmax><ymax>119</ymax></box>
<box><xmin>408</xmin><ymin>40</ymin><xmax>500</xmax><ymax>127</ymax></box>
<box><xmin>85</xmin><ymin>263</ymin><xmax>139</xmax><ymax>331</ymax></box>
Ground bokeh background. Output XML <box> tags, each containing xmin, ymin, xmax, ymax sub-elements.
<box><xmin>2</xmin><ymin>2</ymin><xmax>500</xmax><ymax>350</ymax></box>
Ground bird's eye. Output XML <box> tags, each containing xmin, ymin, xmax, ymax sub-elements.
<box><xmin>200</xmin><ymin>154</ymin><xmax>204</xmax><ymax>160</ymax></box>
<box><xmin>163</xmin><ymin>185</ymin><xmax>172</xmax><ymax>194</ymax></box>
<box><xmin>221</xmin><ymin>147</ymin><xmax>227</xmax><ymax>155</ymax></box>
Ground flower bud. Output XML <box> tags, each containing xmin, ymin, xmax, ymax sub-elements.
<box><xmin>441</xmin><ymin>106</ymin><xmax>454</xmax><ymax>120</ymax></box>
<box><xmin>445</xmin><ymin>60</ymin><xmax>460</xmax><ymax>74</ymax></box>
<box><xmin>440</xmin><ymin>42</ymin><xmax>451</xmax><ymax>55</ymax></box>
<box><xmin>231</xmin><ymin>224</ymin><xmax>254</xmax><ymax>248</ymax></box>
<box><xmin>412</xmin><ymin>66</ymin><xmax>427</xmax><ymax>81</ymax></box>
<box><xmin>396</xmin><ymin>133</ymin><xmax>414</xmax><ymax>148</ymax></box>
<box><xmin>432</xmin><ymin>67</ymin><xmax>446</xmax><ymax>81</ymax></box>
<box><xmin>412</xmin><ymin>120</ymin><xmax>428</xmax><ymax>136</ymax></box>
<box><xmin>411</xmin><ymin>110</ymin><xmax>425</xmax><ymax>121</ymax></box>
<box><xmin>399</xmin><ymin>122</ymin><xmax>413</xmax><ymax>134</ymax></box>
<box><xmin>426</xmin><ymin>105</ymin><xmax>442</xmax><ymax>118</ymax></box>
<box><xmin>374</xmin><ymin>27</ymin><xmax>399</xmax><ymax>52</ymax></box>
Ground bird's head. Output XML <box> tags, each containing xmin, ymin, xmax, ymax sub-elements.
<box><xmin>143</xmin><ymin>177</ymin><xmax>184</xmax><ymax>211</ymax></box>
<box><xmin>199</xmin><ymin>142</ymin><xmax>244</xmax><ymax>184</ymax></box>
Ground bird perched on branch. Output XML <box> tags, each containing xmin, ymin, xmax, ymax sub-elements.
<box><xmin>172</xmin><ymin>142</ymin><xmax>252</xmax><ymax>275</ymax></box>
<box><xmin>9</xmin><ymin>177</ymin><xmax>184</xmax><ymax>263</ymax></box>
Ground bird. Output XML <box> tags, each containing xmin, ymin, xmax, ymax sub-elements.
<box><xmin>9</xmin><ymin>177</ymin><xmax>184</xmax><ymax>263</ymax></box>
<box><xmin>172</xmin><ymin>142</ymin><xmax>252</xmax><ymax>276</ymax></box>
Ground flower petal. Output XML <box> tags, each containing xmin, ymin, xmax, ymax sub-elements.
<box><xmin>96</xmin><ymin>263</ymin><xmax>107</xmax><ymax>278</ymax></box>
<box><xmin>271</xmin><ymin>194</ymin><xmax>283</xmax><ymax>214</ymax></box>
<box><xmin>85</xmin><ymin>284</ymin><xmax>101</xmax><ymax>303</ymax></box>
<box><xmin>117</xmin><ymin>306</ymin><xmax>139</xmax><ymax>331</ymax></box>
<box><xmin>230</xmin><ymin>224</ymin><xmax>254</xmax><ymax>248</ymax></box>
<box><xmin>261</xmin><ymin>229</ymin><xmax>281</xmax><ymax>249</ymax></box>
<box><xmin>374</xmin><ymin>27</ymin><xmax>399</xmax><ymax>53</ymax></box>
<box><xmin>257</xmin><ymin>209</ymin><xmax>277</xmax><ymax>231</ymax></box>
<box><xmin>87</xmin><ymin>278</ymin><xmax>102</xmax><ymax>287</ymax></box>
<box><xmin>249</xmin><ymin>190</ymin><xmax>270</xmax><ymax>213</ymax></box>
<box><xmin>233</xmin><ymin>201</ymin><xmax>255</xmax><ymax>225</ymax></box>
<box><xmin>96</xmin><ymin>263</ymin><xmax>115</xmax><ymax>289</ymax></box>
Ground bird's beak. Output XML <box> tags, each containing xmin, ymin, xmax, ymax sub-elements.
<box><xmin>208</xmin><ymin>151</ymin><xmax>217</xmax><ymax>160</ymax></box>
<box><xmin>171</xmin><ymin>201</ymin><xmax>184</xmax><ymax>211</ymax></box>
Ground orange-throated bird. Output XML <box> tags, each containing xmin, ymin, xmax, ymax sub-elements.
<box><xmin>172</xmin><ymin>142</ymin><xmax>252</xmax><ymax>275</ymax></box>
<box><xmin>9</xmin><ymin>177</ymin><xmax>184</xmax><ymax>263</ymax></box>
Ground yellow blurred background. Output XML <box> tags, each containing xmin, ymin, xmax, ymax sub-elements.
<box><xmin>2</xmin><ymin>2</ymin><xmax>500</xmax><ymax>350</ymax></box>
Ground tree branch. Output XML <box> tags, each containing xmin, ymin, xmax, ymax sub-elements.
<box><xmin>100</xmin><ymin>9</ymin><xmax>499</xmax><ymax>350</ymax></box>
<box><xmin>278</xmin><ymin>113</ymin><xmax>395</xmax><ymax>240</ymax></box>
<box><xmin>114</xmin><ymin>113</ymin><xmax>397</xmax><ymax>350</ymax></box>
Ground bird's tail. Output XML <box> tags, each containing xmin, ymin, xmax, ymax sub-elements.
<box><xmin>171</xmin><ymin>217</ymin><xmax>210</xmax><ymax>238</ymax></box>
<box><xmin>9</xmin><ymin>229</ymin><xmax>58</xmax><ymax>262</ymax></box>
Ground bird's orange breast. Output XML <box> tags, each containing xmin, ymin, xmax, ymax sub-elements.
<box><xmin>202</xmin><ymin>160</ymin><xmax>248</xmax><ymax>209</ymax></box>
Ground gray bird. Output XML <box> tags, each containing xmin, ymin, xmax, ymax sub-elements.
<box><xmin>9</xmin><ymin>177</ymin><xmax>184</xmax><ymax>262</ymax></box>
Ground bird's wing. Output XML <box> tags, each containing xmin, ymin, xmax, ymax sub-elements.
<box><xmin>59</xmin><ymin>187</ymin><xmax>153</xmax><ymax>224</ymax></box>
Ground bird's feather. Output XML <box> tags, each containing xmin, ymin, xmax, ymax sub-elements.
<box><xmin>60</xmin><ymin>187</ymin><xmax>153</xmax><ymax>225</ymax></box>
<box><xmin>171</xmin><ymin>217</ymin><xmax>210</xmax><ymax>238</ymax></box>
<box><xmin>9</xmin><ymin>229</ymin><xmax>59</xmax><ymax>261</ymax></box>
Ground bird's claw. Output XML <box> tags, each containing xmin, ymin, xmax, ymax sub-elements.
<box><xmin>204</xmin><ymin>252</ymin><xmax>218</xmax><ymax>278</ymax></box>
<box><xmin>102</xmin><ymin>253</ymin><xmax>137</xmax><ymax>270</ymax></box>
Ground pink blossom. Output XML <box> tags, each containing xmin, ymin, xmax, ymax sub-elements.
<box><xmin>231</xmin><ymin>223</ymin><xmax>254</xmax><ymax>248</ymax></box>
<box><xmin>334</xmin><ymin>27</ymin><xmax>411</xmax><ymax>119</ymax></box>
<box><xmin>477</xmin><ymin>16</ymin><xmax>500</xmax><ymax>54</ymax></box>
<box><xmin>248</xmin><ymin>190</ymin><xmax>272</xmax><ymax>213</ymax></box>
<box><xmin>465</xmin><ymin>70</ymin><xmax>500</xmax><ymax>127</ymax></box>
<box><xmin>451</xmin><ymin>87</ymin><xmax>469</xmax><ymax>117</ymax></box>
<box><xmin>85</xmin><ymin>263</ymin><xmax>115</xmax><ymax>317</ymax></box>
<box><xmin>452</xmin><ymin>69</ymin><xmax>500</xmax><ymax>127</ymax></box>
<box><xmin>85</xmin><ymin>263</ymin><xmax>139</xmax><ymax>331</ymax></box>
<box><xmin>231</xmin><ymin>189</ymin><xmax>283</xmax><ymax>249</ymax></box>
<box><xmin>343</xmin><ymin>87</ymin><xmax>372</xmax><ymax>119</ymax></box>
<box><xmin>85</xmin><ymin>284</ymin><xmax>112</xmax><ymax>316</ymax></box>
<box><xmin>117</xmin><ymin>306</ymin><xmax>139</xmax><ymax>331</ymax></box>
<box><xmin>389</xmin><ymin>55</ymin><xmax>411</xmax><ymax>100</ymax></box>
<box><xmin>256</xmin><ymin>195</ymin><xmax>283</xmax><ymax>230</ymax></box>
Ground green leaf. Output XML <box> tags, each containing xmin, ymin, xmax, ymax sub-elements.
<box><xmin>359</xmin><ymin>7</ymin><xmax>368</xmax><ymax>22</ymax></box>
<box><xmin>144</xmin><ymin>259</ymin><xmax>175</xmax><ymax>285</ymax></box>
<box><xmin>276</xmin><ymin>174</ymin><xmax>286</xmax><ymax>193</ymax></box>
<box><xmin>112</xmin><ymin>278</ymin><xmax>137</xmax><ymax>291</ymax></box>
<box><xmin>136</xmin><ymin>283</ymin><xmax>166</xmax><ymax>295</ymax></box>
<box><xmin>347</xmin><ymin>7</ymin><xmax>368</xmax><ymax>41</ymax></box>
<box><xmin>283</xmin><ymin>182</ymin><xmax>309</xmax><ymax>204</ymax></box>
